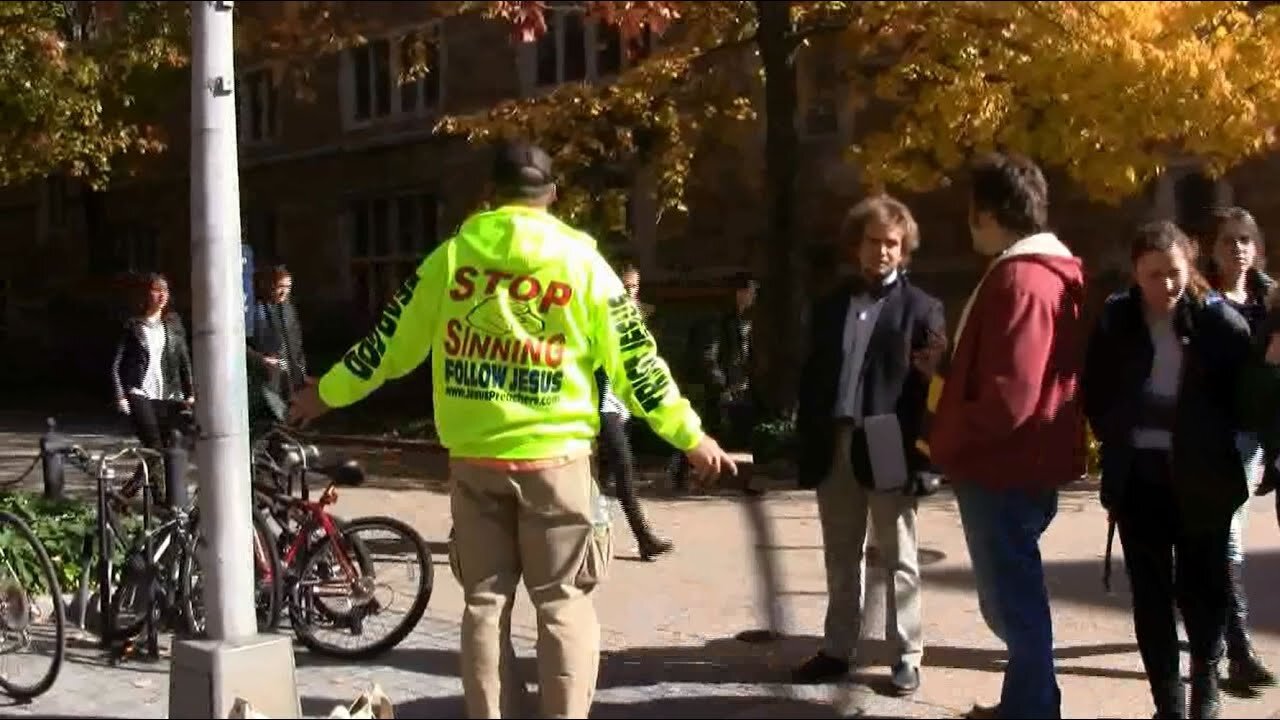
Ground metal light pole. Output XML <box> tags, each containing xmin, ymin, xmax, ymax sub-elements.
<box><xmin>169</xmin><ymin>2</ymin><xmax>299</xmax><ymax>716</ymax></box>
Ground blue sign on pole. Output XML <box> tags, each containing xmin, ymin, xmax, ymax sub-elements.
<box><xmin>242</xmin><ymin>243</ymin><xmax>255</xmax><ymax>339</ymax></box>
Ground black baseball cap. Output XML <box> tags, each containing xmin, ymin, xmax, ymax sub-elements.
<box><xmin>493</xmin><ymin>139</ymin><xmax>555</xmax><ymax>199</ymax></box>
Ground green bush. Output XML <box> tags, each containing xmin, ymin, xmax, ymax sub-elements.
<box><xmin>0</xmin><ymin>491</ymin><xmax>134</xmax><ymax>594</ymax></box>
<box><xmin>752</xmin><ymin>417</ymin><xmax>797</xmax><ymax>464</ymax></box>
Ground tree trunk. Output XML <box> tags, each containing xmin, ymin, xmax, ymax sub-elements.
<box><xmin>754</xmin><ymin>0</ymin><xmax>801</xmax><ymax>419</ymax></box>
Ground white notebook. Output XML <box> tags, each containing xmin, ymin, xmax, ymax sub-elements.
<box><xmin>864</xmin><ymin>413</ymin><xmax>909</xmax><ymax>492</ymax></box>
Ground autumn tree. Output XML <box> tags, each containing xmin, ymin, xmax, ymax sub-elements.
<box><xmin>0</xmin><ymin>1</ymin><xmax>186</xmax><ymax>190</ymax></box>
<box><xmin>13</xmin><ymin>1</ymin><xmax>1280</xmax><ymax>412</ymax></box>
<box><xmin>434</xmin><ymin>0</ymin><xmax>1280</xmax><ymax>413</ymax></box>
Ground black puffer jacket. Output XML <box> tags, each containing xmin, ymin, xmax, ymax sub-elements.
<box><xmin>110</xmin><ymin>312</ymin><xmax>195</xmax><ymax>404</ymax></box>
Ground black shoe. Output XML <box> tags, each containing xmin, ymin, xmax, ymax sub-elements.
<box><xmin>962</xmin><ymin>704</ymin><xmax>999</xmax><ymax>719</ymax></box>
<box><xmin>890</xmin><ymin>662</ymin><xmax>920</xmax><ymax>696</ymax></box>
<box><xmin>637</xmin><ymin>535</ymin><xmax>674</xmax><ymax>562</ymax></box>
<box><xmin>791</xmin><ymin>652</ymin><xmax>850</xmax><ymax>684</ymax></box>
<box><xmin>1223</xmin><ymin>653</ymin><xmax>1276</xmax><ymax>697</ymax></box>
<box><xmin>1152</xmin><ymin>679</ymin><xmax>1186</xmax><ymax>718</ymax></box>
<box><xmin>1190</xmin><ymin>665</ymin><xmax>1221</xmax><ymax>719</ymax></box>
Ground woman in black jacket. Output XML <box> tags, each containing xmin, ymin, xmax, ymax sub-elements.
<box><xmin>110</xmin><ymin>272</ymin><xmax>196</xmax><ymax>484</ymax></box>
<box><xmin>1083</xmin><ymin>221</ymin><xmax>1251</xmax><ymax>719</ymax></box>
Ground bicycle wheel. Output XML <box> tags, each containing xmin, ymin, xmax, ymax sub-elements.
<box><xmin>0</xmin><ymin>510</ymin><xmax>65</xmax><ymax>700</ymax></box>
<box><xmin>181</xmin><ymin>507</ymin><xmax>283</xmax><ymax>635</ymax></box>
<box><xmin>290</xmin><ymin>516</ymin><xmax>433</xmax><ymax>659</ymax></box>
<box><xmin>109</xmin><ymin>525</ymin><xmax>186</xmax><ymax>642</ymax></box>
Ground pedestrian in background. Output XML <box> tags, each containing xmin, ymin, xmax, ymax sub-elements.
<box><xmin>595</xmin><ymin>256</ymin><xmax>674</xmax><ymax>561</ymax></box>
<box><xmin>110</xmin><ymin>271</ymin><xmax>196</xmax><ymax>500</ymax></box>
<box><xmin>1202</xmin><ymin>206</ymin><xmax>1276</xmax><ymax>697</ymax></box>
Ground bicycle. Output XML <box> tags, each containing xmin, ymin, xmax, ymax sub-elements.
<box><xmin>0</xmin><ymin>509</ymin><xmax>65</xmax><ymax>700</ymax></box>
<box><xmin>250</xmin><ymin>425</ymin><xmax>433</xmax><ymax>659</ymax></box>
<box><xmin>56</xmin><ymin>442</ymin><xmax>280</xmax><ymax>660</ymax></box>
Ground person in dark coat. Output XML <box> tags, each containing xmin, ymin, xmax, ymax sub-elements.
<box><xmin>1084</xmin><ymin>221</ymin><xmax>1251</xmax><ymax>719</ymax></box>
<box><xmin>791</xmin><ymin>194</ymin><xmax>945</xmax><ymax>695</ymax></box>
<box><xmin>247</xmin><ymin>265</ymin><xmax>308</xmax><ymax>429</ymax></box>
<box><xmin>1202</xmin><ymin>205</ymin><xmax>1276</xmax><ymax>697</ymax></box>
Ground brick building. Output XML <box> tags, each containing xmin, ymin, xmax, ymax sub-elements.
<box><xmin>1</xmin><ymin>3</ymin><xmax>1277</xmax><ymax>400</ymax></box>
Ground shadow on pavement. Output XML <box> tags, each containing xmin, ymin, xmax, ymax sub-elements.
<box><xmin>927</xmin><ymin>548</ymin><xmax>1280</xmax><ymax>637</ymax></box>
<box><xmin>303</xmin><ymin>692</ymin><xmax>843</xmax><ymax>719</ymax></box>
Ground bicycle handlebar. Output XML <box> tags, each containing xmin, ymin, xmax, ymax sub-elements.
<box><xmin>61</xmin><ymin>442</ymin><xmax>162</xmax><ymax>478</ymax></box>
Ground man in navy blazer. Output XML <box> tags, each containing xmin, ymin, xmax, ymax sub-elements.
<box><xmin>791</xmin><ymin>194</ymin><xmax>947</xmax><ymax>695</ymax></box>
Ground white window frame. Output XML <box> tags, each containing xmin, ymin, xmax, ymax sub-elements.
<box><xmin>345</xmin><ymin>192</ymin><xmax>441</xmax><ymax>315</ymax></box>
<box><xmin>519</xmin><ymin>5</ymin><xmax>653</xmax><ymax>94</ymax></box>
<box><xmin>339</xmin><ymin>23</ymin><xmax>446</xmax><ymax>130</ymax></box>
<box><xmin>237</xmin><ymin>65</ymin><xmax>279</xmax><ymax>144</ymax></box>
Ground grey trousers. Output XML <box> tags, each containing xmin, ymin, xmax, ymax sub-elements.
<box><xmin>815</xmin><ymin>426</ymin><xmax>924</xmax><ymax>666</ymax></box>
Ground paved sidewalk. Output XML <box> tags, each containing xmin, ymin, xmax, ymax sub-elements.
<box><xmin>2</xmin><ymin>424</ymin><xmax>1280</xmax><ymax>718</ymax></box>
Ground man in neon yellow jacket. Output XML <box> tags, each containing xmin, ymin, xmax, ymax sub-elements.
<box><xmin>289</xmin><ymin>141</ymin><xmax>736</xmax><ymax>719</ymax></box>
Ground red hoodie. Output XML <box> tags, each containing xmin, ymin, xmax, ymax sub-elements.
<box><xmin>928</xmin><ymin>233</ymin><xmax>1087</xmax><ymax>492</ymax></box>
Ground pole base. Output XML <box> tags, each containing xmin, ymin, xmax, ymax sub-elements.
<box><xmin>169</xmin><ymin>634</ymin><xmax>301</xmax><ymax>718</ymax></box>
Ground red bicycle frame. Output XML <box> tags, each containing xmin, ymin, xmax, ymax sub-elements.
<box><xmin>253</xmin><ymin>482</ymin><xmax>363</xmax><ymax>585</ymax></box>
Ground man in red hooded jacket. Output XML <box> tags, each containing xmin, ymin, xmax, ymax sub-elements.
<box><xmin>928</xmin><ymin>153</ymin><xmax>1087</xmax><ymax>720</ymax></box>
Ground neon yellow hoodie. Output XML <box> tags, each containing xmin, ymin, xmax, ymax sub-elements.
<box><xmin>317</xmin><ymin>204</ymin><xmax>704</xmax><ymax>460</ymax></box>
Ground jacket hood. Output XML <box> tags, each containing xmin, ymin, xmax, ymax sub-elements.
<box><xmin>454</xmin><ymin>204</ymin><xmax>596</xmax><ymax>274</ymax></box>
<box><xmin>999</xmin><ymin>232</ymin><xmax>1085</xmax><ymax>296</ymax></box>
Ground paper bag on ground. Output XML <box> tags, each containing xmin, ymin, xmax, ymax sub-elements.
<box><xmin>328</xmin><ymin>684</ymin><xmax>395</xmax><ymax>719</ymax></box>
<box><xmin>226</xmin><ymin>684</ymin><xmax>394</xmax><ymax>719</ymax></box>
<box><xmin>227</xmin><ymin>698</ymin><xmax>271</xmax><ymax>720</ymax></box>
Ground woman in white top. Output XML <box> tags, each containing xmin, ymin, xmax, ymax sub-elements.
<box><xmin>110</xmin><ymin>272</ymin><xmax>196</xmax><ymax>488</ymax></box>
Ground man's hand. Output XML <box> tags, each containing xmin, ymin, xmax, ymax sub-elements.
<box><xmin>288</xmin><ymin>379</ymin><xmax>331</xmax><ymax>428</ymax></box>
<box><xmin>685</xmin><ymin>434</ymin><xmax>738</xmax><ymax>484</ymax></box>
<box><xmin>911</xmin><ymin>330</ymin><xmax>947</xmax><ymax>376</ymax></box>
<box><xmin>117</xmin><ymin>398</ymin><xmax>130</xmax><ymax>415</ymax></box>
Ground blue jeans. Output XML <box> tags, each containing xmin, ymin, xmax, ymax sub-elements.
<box><xmin>1228</xmin><ymin>432</ymin><xmax>1263</xmax><ymax>566</ymax></box>
<box><xmin>954</xmin><ymin>482</ymin><xmax>1061</xmax><ymax>719</ymax></box>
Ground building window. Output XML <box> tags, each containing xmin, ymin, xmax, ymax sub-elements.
<box><xmin>1174</xmin><ymin>171</ymin><xmax>1223</xmax><ymax>240</ymax></box>
<box><xmin>532</xmin><ymin>4</ymin><xmax>651</xmax><ymax>88</ymax></box>
<box><xmin>1149</xmin><ymin>162</ymin><xmax>1232</xmax><ymax>240</ymax></box>
<box><xmin>343</xmin><ymin>24</ymin><xmax>444</xmax><ymax>127</ymax></box>
<box><xmin>237</xmin><ymin>68</ymin><xmax>279</xmax><ymax>143</ymax></box>
<box><xmin>347</xmin><ymin>193</ymin><xmax>440</xmax><ymax>316</ymax></box>
<box><xmin>243</xmin><ymin>208</ymin><xmax>279</xmax><ymax>265</ymax></box>
<box><xmin>798</xmin><ymin>38</ymin><xmax>841</xmax><ymax>137</ymax></box>
<box><xmin>90</xmin><ymin>223</ymin><xmax>160</xmax><ymax>276</ymax></box>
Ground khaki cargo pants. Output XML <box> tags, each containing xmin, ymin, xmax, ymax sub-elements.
<box><xmin>448</xmin><ymin>455</ymin><xmax>613</xmax><ymax>719</ymax></box>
